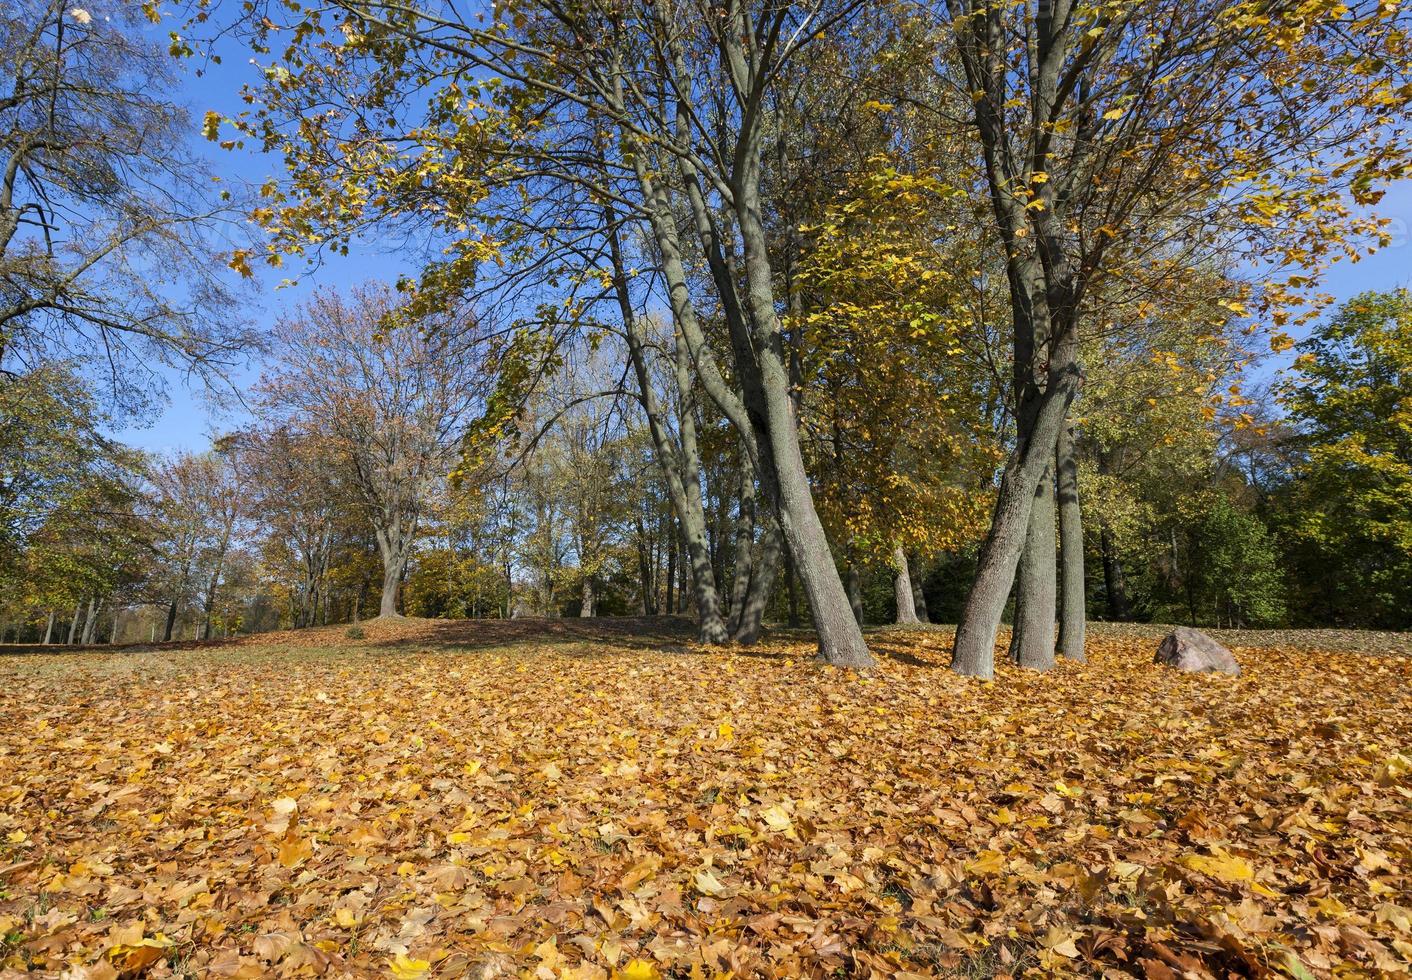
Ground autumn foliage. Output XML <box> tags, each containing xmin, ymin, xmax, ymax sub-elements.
<box><xmin>2</xmin><ymin>621</ymin><xmax>1410</xmax><ymax>978</ymax></box>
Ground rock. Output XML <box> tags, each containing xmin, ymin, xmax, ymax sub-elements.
<box><xmin>1154</xmin><ymin>626</ymin><xmax>1241</xmax><ymax>676</ymax></box>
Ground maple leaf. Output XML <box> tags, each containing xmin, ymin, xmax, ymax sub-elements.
<box><xmin>614</xmin><ymin>959</ymin><xmax>662</xmax><ymax>979</ymax></box>
<box><xmin>1180</xmin><ymin>849</ymin><xmax>1255</xmax><ymax>883</ymax></box>
<box><xmin>388</xmin><ymin>953</ymin><xmax>431</xmax><ymax>978</ymax></box>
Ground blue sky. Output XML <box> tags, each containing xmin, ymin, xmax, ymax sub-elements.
<box><xmin>109</xmin><ymin>21</ymin><xmax>1412</xmax><ymax>456</ymax></box>
<box><xmin>107</xmin><ymin>22</ymin><xmax>418</xmax><ymax>455</ymax></box>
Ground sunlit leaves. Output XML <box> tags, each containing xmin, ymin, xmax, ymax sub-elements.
<box><xmin>2</xmin><ymin>619</ymin><xmax>1410</xmax><ymax>975</ymax></box>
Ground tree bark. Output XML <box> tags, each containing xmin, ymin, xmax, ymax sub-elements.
<box><xmin>162</xmin><ymin>599</ymin><xmax>178</xmax><ymax>643</ymax></box>
<box><xmin>845</xmin><ymin>560</ymin><xmax>864</xmax><ymax>625</ymax></box>
<box><xmin>909</xmin><ymin>553</ymin><xmax>931</xmax><ymax>623</ymax></box>
<box><xmin>784</xmin><ymin>550</ymin><xmax>801</xmax><ymax>627</ymax></box>
<box><xmin>728</xmin><ymin>187</ymin><xmax>872</xmax><ymax>666</ymax></box>
<box><xmin>1099</xmin><ymin>524</ymin><xmax>1132</xmax><ymax>620</ymax></box>
<box><xmin>733</xmin><ymin>513</ymin><xmax>781</xmax><ymax>645</ymax></box>
<box><xmin>42</xmin><ymin>610</ymin><xmax>55</xmax><ymax>645</ymax></box>
<box><xmin>952</xmin><ymin>328</ymin><xmax>1080</xmax><ymax>677</ymax></box>
<box><xmin>893</xmin><ymin>544</ymin><xmax>920</xmax><ymax>625</ymax></box>
<box><xmin>375</xmin><ymin>524</ymin><xmax>411</xmax><ymax>618</ymax></box>
<box><xmin>81</xmin><ymin>597</ymin><xmax>100</xmax><ymax>645</ymax></box>
<box><xmin>1008</xmin><ymin>464</ymin><xmax>1057</xmax><ymax>671</ymax></box>
<box><xmin>580</xmin><ymin>575</ymin><xmax>595</xmax><ymax>617</ymax></box>
<box><xmin>1056</xmin><ymin>423</ymin><xmax>1086</xmax><ymax>661</ymax></box>
<box><xmin>608</xmin><ymin>212</ymin><xmax>728</xmax><ymax>642</ymax></box>
<box><xmin>726</xmin><ymin>459</ymin><xmax>756</xmax><ymax>637</ymax></box>
<box><xmin>627</xmin><ymin>98</ymin><xmax>870</xmax><ymax>667</ymax></box>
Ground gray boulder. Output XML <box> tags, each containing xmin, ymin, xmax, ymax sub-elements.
<box><xmin>1155</xmin><ymin>626</ymin><xmax>1241</xmax><ymax>676</ymax></box>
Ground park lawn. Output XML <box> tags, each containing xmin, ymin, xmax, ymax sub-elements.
<box><xmin>1</xmin><ymin>620</ymin><xmax>1409</xmax><ymax>979</ymax></box>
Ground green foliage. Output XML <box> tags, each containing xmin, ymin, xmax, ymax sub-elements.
<box><xmin>1276</xmin><ymin>289</ymin><xmax>1412</xmax><ymax>628</ymax></box>
<box><xmin>1186</xmin><ymin>496</ymin><xmax>1287</xmax><ymax>628</ymax></box>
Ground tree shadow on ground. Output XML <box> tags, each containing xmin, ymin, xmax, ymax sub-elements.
<box><xmin>367</xmin><ymin>615</ymin><xmax>702</xmax><ymax>654</ymax></box>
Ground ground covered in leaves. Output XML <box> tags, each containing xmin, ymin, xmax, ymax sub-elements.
<box><xmin>2</xmin><ymin>619</ymin><xmax>1410</xmax><ymax>979</ymax></box>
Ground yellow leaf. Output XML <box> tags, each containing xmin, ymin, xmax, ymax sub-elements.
<box><xmin>694</xmin><ymin>869</ymin><xmax>727</xmax><ymax>896</ymax></box>
<box><xmin>277</xmin><ymin>836</ymin><xmax>313</xmax><ymax>869</ymax></box>
<box><xmin>615</xmin><ymin>959</ymin><xmax>660</xmax><ymax>980</ymax></box>
<box><xmin>759</xmin><ymin>804</ymin><xmax>793</xmax><ymax>832</ymax></box>
<box><xmin>967</xmin><ymin>850</ymin><xmax>1006</xmax><ymax>876</ymax></box>
<box><xmin>716</xmin><ymin>721</ymin><xmax>734</xmax><ymax>740</ymax></box>
<box><xmin>388</xmin><ymin>953</ymin><xmax>431</xmax><ymax>979</ymax></box>
<box><xmin>1180</xmin><ymin>849</ymin><xmax>1254</xmax><ymax>883</ymax></box>
<box><xmin>1042</xmin><ymin>925</ymin><xmax>1080</xmax><ymax>957</ymax></box>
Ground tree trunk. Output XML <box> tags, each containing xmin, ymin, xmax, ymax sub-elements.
<box><xmin>580</xmin><ymin>575</ymin><xmax>595</xmax><ymax>617</ymax></box>
<box><xmin>909</xmin><ymin>553</ymin><xmax>931</xmax><ymax>623</ymax></box>
<box><xmin>635</xmin><ymin>516</ymin><xmax>656</xmax><ymax>615</ymax></box>
<box><xmin>67</xmin><ymin>604</ymin><xmax>81</xmax><ymax>644</ymax></box>
<box><xmin>785</xmin><ymin>551</ymin><xmax>801</xmax><ymax>628</ymax></box>
<box><xmin>845</xmin><ymin>560</ymin><xmax>864</xmax><ymax>625</ymax></box>
<box><xmin>730</xmin><ymin>181</ymin><xmax>872</xmax><ymax>667</ymax></box>
<box><xmin>726</xmin><ymin>460</ymin><xmax>756</xmax><ymax>637</ymax></box>
<box><xmin>375</xmin><ymin>525</ymin><xmax>411</xmax><ymax>618</ymax></box>
<box><xmin>42</xmin><ymin>610</ymin><xmax>55</xmax><ymax>645</ymax></box>
<box><xmin>608</xmin><ymin>212</ymin><xmax>729</xmax><ymax>642</ymax></box>
<box><xmin>677</xmin><ymin>531</ymin><xmax>690</xmax><ymax>613</ymax></box>
<box><xmin>664</xmin><ymin>531</ymin><xmax>676</xmax><ymax>617</ymax></box>
<box><xmin>1008</xmin><ymin>464</ymin><xmax>1057</xmax><ymax>671</ymax></box>
<box><xmin>161</xmin><ymin>599</ymin><xmax>178</xmax><ymax>642</ymax></box>
<box><xmin>952</xmin><ymin>331</ymin><xmax>1080</xmax><ymax>677</ymax></box>
<box><xmin>81</xmin><ymin>597</ymin><xmax>100</xmax><ymax>645</ymax></box>
<box><xmin>379</xmin><ymin>559</ymin><xmax>403</xmax><ymax>617</ymax></box>
<box><xmin>733</xmin><ymin>513</ymin><xmax>781</xmax><ymax>645</ymax></box>
<box><xmin>1100</xmin><ymin>524</ymin><xmax>1131</xmax><ymax>620</ymax></box>
<box><xmin>893</xmin><ymin>544</ymin><xmax>920</xmax><ymax>625</ymax></box>
<box><xmin>630</xmin><ymin>132</ymin><xmax>870</xmax><ymax>668</ymax></box>
<box><xmin>1056</xmin><ymin>423</ymin><xmax>1086</xmax><ymax>661</ymax></box>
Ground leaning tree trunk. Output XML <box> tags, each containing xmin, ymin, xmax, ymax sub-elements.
<box><xmin>630</xmin><ymin>120</ymin><xmax>871</xmax><ymax>668</ymax></box>
<box><xmin>1007</xmin><ymin>464</ymin><xmax>1057</xmax><ymax>671</ymax></box>
<box><xmin>1056</xmin><ymin>422</ymin><xmax>1087</xmax><ymax>660</ymax></box>
<box><xmin>952</xmin><ymin>337</ymin><xmax>1080</xmax><ymax>678</ymax></box>
<box><xmin>42</xmin><ymin>610</ymin><xmax>55</xmax><ymax>645</ymax></box>
<box><xmin>67</xmin><ymin>604</ymin><xmax>81</xmax><ymax>644</ymax></box>
<box><xmin>607</xmin><ymin>212</ymin><xmax>729</xmax><ymax>642</ymax></box>
<box><xmin>733</xmin><ymin>513</ymin><xmax>782</xmax><ymax>645</ymax></box>
<box><xmin>730</xmin><ymin>183</ymin><xmax>872</xmax><ymax>668</ymax></box>
<box><xmin>893</xmin><ymin>544</ymin><xmax>920</xmax><ymax>625</ymax></box>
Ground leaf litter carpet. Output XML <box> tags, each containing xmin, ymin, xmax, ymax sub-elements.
<box><xmin>1</xmin><ymin>619</ymin><xmax>1409</xmax><ymax>979</ymax></box>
